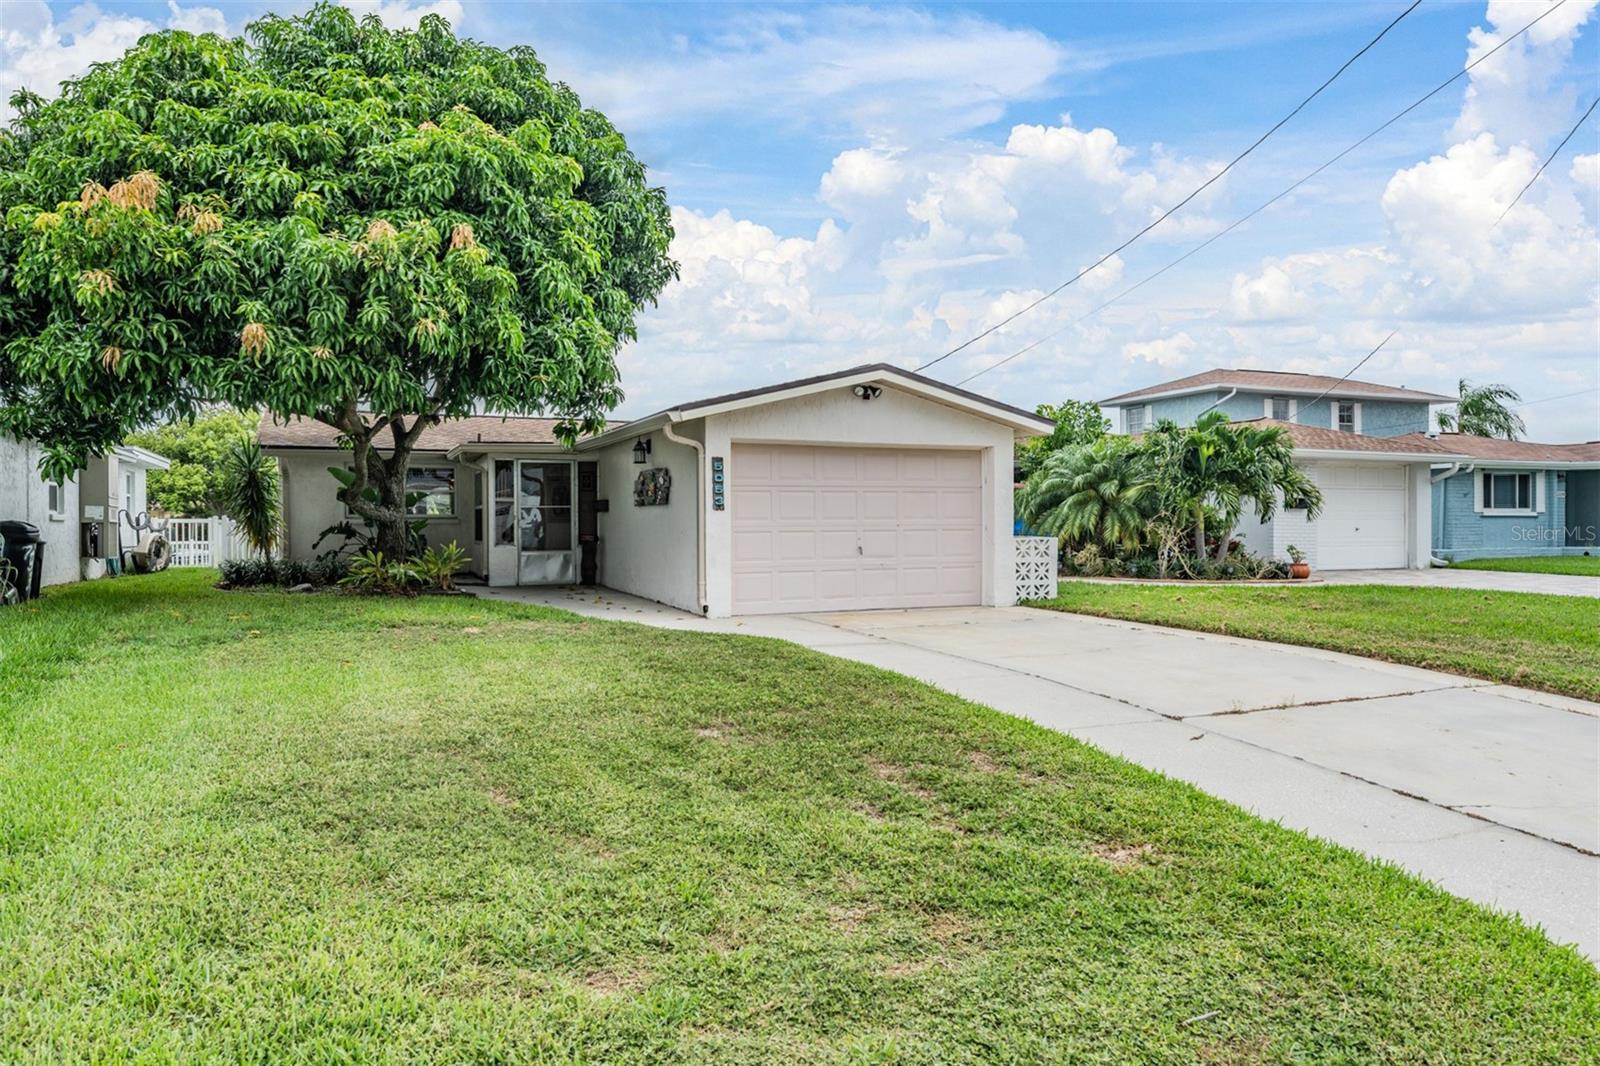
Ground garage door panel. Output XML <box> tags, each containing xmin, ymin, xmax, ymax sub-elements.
<box><xmin>1315</xmin><ymin>462</ymin><xmax>1408</xmax><ymax>570</ymax></box>
<box><xmin>732</xmin><ymin>444</ymin><xmax>984</xmax><ymax>614</ymax></box>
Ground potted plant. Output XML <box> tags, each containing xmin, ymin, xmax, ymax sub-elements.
<box><xmin>1286</xmin><ymin>545</ymin><xmax>1310</xmax><ymax>580</ymax></box>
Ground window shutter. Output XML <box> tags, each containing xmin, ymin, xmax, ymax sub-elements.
<box><xmin>1535</xmin><ymin>471</ymin><xmax>1545</xmax><ymax>514</ymax></box>
<box><xmin>1353</xmin><ymin>403</ymin><xmax>1363</xmax><ymax>434</ymax></box>
<box><xmin>1473</xmin><ymin>471</ymin><xmax>1484</xmax><ymax>513</ymax></box>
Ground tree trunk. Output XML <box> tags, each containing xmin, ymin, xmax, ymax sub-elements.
<box><xmin>1212</xmin><ymin>522</ymin><xmax>1233</xmax><ymax>562</ymax></box>
<box><xmin>372</xmin><ymin>455</ymin><xmax>412</xmax><ymax>560</ymax></box>
<box><xmin>1192</xmin><ymin>507</ymin><xmax>1206</xmax><ymax>560</ymax></box>
<box><xmin>322</xmin><ymin>405</ymin><xmax>436</xmax><ymax>562</ymax></box>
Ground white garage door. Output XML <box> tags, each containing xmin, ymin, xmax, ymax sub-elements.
<box><xmin>1315</xmin><ymin>463</ymin><xmax>1408</xmax><ymax>569</ymax></box>
<box><xmin>731</xmin><ymin>444</ymin><xmax>983</xmax><ymax>614</ymax></box>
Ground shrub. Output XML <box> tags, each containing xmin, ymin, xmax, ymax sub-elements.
<box><xmin>340</xmin><ymin>551</ymin><xmax>421</xmax><ymax>595</ymax></box>
<box><xmin>414</xmin><ymin>542</ymin><xmax>470</xmax><ymax>591</ymax></box>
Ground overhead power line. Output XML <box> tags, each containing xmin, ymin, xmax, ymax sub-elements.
<box><xmin>956</xmin><ymin>0</ymin><xmax>1573</xmax><ymax>389</ymax></box>
<box><xmin>1512</xmin><ymin>386</ymin><xmax>1600</xmax><ymax>409</ymax></box>
<box><xmin>913</xmin><ymin>0</ymin><xmax>1423</xmax><ymax>374</ymax></box>
<box><xmin>1285</xmin><ymin>331</ymin><xmax>1397</xmax><ymax>423</ymax></box>
<box><xmin>1493</xmin><ymin>95</ymin><xmax>1598</xmax><ymax>228</ymax></box>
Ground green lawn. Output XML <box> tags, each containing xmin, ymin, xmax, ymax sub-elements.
<box><xmin>1033</xmin><ymin>583</ymin><xmax>1600</xmax><ymax>702</ymax></box>
<box><xmin>1451</xmin><ymin>555</ymin><xmax>1600</xmax><ymax>576</ymax></box>
<box><xmin>2</xmin><ymin>572</ymin><xmax>1595</xmax><ymax>1062</ymax></box>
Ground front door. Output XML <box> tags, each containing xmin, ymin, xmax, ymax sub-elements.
<box><xmin>516</xmin><ymin>460</ymin><xmax>576</xmax><ymax>584</ymax></box>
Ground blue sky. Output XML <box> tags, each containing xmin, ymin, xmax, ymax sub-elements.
<box><xmin>5</xmin><ymin>0</ymin><xmax>1598</xmax><ymax>438</ymax></box>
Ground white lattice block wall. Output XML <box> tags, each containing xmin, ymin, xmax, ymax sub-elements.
<box><xmin>1013</xmin><ymin>536</ymin><xmax>1058</xmax><ymax>601</ymax></box>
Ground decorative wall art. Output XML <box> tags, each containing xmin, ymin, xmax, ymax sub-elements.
<box><xmin>633</xmin><ymin>467</ymin><xmax>672</xmax><ymax>506</ymax></box>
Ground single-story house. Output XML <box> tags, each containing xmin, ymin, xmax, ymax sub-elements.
<box><xmin>261</xmin><ymin>364</ymin><xmax>1053</xmax><ymax>616</ymax></box>
<box><xmin>1101</xmin><ymin>369</ymin><xmax>1464</xmax><ymax>570</ymax></box>
<box><xmin>0</xmin><ymin>436</ymin><xmax>170</xmax><ymax>588</ymax></box>
<box><xmin>1410</xmin><ymin>434</ymin><xmax>1600</xmax><ymax>561</ymax></box>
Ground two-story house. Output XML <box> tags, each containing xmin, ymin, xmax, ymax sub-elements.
<box><xmin>1100</xmin><ymin>369</ymin><xmax>1464</xmax><ymax>570</ymax></box>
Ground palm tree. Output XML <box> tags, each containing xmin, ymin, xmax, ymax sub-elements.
<box><xmin>1436</xmin><ymin>379</ymin><xmax>1525</xmax><ymax>440</ymax></box>
<box><xmin>217</xmin><ymin>438</ymin><xmax>282</xmax><ymax>559</ymax></box>
<box><xmin>1203</xmin><ymin>419</ymin><xmax>1323</xmax><ymax>561</ymax></box>
<box><xmin>1016</xmin><ymin>438</ymin><xmax>1151</xmax><ymax>555</ymax></box>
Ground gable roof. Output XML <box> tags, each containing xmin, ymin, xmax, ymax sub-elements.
<box><xmin>1100</xmin><ymin>369</ymin><xmax>1455</xmax><ymax>406</ymax></box>
<box><xmin>258</xmin><ymin>414</ymin><xmax>618</xmax><ymax>452</ymax></box>
<box><xmin>580</xmin><ymin>363</ymin><xmax>1054</xmax><ymax>447</ymax></box>
<box><xmin>1396</xmin><ymin>432</ymin><xmax>1600</xmax><ymax>464</ymax></box>
<box><xmin>1233</xmin><ymin>418</ymin><xmax>1467</xmax><ymax>459</ymax></box>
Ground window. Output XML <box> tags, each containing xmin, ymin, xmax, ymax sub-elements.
<box><xmin>406</xmin><ymin>467</ymin><xmax>455</xmax><ymax>517</ymax></box>
<box><xmin>493</xmin><ymin>461</ymin><xmax>516</xmax><ymax>545</ymax></box>
<box><xmin>1336</xmin><ymin>401</ymin><xmax>1358</xmax><ymax>433</ymax></box>
<box><xmin>47</xmin><ymin>481</ymin><xmax>67</xmax><ymax>519</ymax></box>
<box><xmin>1125</xmin><ymin>406</ymin><xmax>1150</xmax><ymax>434</ymax></box>
<box><xmin>344</xmin><ymin>466</ymin><xmax>456</xmax><ymax>518</ymax></box>
<box><xmin>1269</xmin><ymin>396</ymin><xmax>1295</xmax><ymax>421</ymax></box>
<box><xmin>518</xmin><ymin>462</ymin><xmax>573</xmax><ymax>552</ymax></box>
<box><xmin>1483</xmin><ymin>471</ymin><xmax>1533</xmax><ymax>513</ymax></box>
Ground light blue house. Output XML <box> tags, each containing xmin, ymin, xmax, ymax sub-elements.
<box><xmin>1414</xmin><ymin>434</ymin><xmax>1599</xmax><ymax>561</ymax></box>
<box><xmin>1100</xmin><ymin>368</ymin><xmax>1598</xmax><ymax>568</ymax></box>
<box><xmin>1100</xmin><ymin>369</ymin><xmax>1459</xmax><ymax>571</ymax></box>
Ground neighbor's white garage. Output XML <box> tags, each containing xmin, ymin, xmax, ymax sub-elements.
<box><xmin>731</xmin><ymin>444</ymin><xmax>982</xmax><ymax>614</ymax></box>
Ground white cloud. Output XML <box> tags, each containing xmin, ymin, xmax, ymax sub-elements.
<box><xmin>1572</xmin><ymin>153</ymin><xmax>1600</xmax><ymax>192</ymax></box>
<box><xmin>548</xmin><ymin>7</ymin><xmax>1066</xmax><ymax>141</ymax></box>
<box><xmin>818</xmin><ymin>148</ymin><xmax>907</xmax><ymax>213</ymax></box>
<box><xmin>339</xmin><ymin>0</ymin><xmax>465</xmax><ymax>31</ymax></box>
<box><xmin>1121</xmin><ymin>331</ymin><xmax>1194</xmax><ymax>368</ymax></box>
<box><xmin>1453</xmin><ymin>0</ymin><xmax>1598</xmax><ymax>147</ymax></box>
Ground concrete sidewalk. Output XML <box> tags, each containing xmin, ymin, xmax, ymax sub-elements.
<box><xmin>1318</xmin><ymin>566</ymin><xmax>1599</xmax><ymax>597</ymax></box>
<box><xmin>482</xmin><ymin>585</ymin><xmax>1600</xmax><ymax>960</ymax></box>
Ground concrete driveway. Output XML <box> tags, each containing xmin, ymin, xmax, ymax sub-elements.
<box><xmin>485</xmin><ymin>586</ymin><xmax>1600</xmax><ymax>960</ymax></box>
<box><xmin>1319</xmin><ymin>566</ymin><xmax>1599</xmax><ymax>597</ymax></box>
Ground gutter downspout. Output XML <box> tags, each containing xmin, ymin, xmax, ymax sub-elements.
<box><xmin>1196</xmin><ymin>387</ymin><xmax>1238</xmax><ymax>418</ymax></box>
<box><xmin>1427</xmin><ymin>463</ymin><xmax>1473</xmax><ymax>566</ymax></box>
<box><xmin>659</xmin><ymin>419</ymin><xmax>708</xmax><ymax>615</ymax></box>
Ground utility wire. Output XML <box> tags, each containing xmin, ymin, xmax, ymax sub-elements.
<box><xmin>1493</xmin><ymin>95</ymin><xmax>1598</xmax><ymax>227</ymax></box>
<box><xmin>914</xmin><ymin>0</ymin><xmax>1423</xmax><ymax>374</ymax></box>
<box><xmin>1283</xmin><ymin>331</ymin><xmax>1397</xmax><ymax>424</ymax></box>
<box><xmin>1511</xmin><ymin>386</ymin><xmax>1600</xmax><ymax>409</ymax></box>
<box><xmin>956</xmin><ymin>0</ymin><xmax>1572</xmax><ymax>389</ymax></box>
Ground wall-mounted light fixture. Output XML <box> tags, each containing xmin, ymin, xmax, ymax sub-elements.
<box><xmin>632</xmin><ymin>437</ymin><xmax>652</xmax><ymax>465</ymax></box>
<box><xmin>852</xmin><ymin>384</ymin><xmax>882</xmax><ymax>401</ymax></box>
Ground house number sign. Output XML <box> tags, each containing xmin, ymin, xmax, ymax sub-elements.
<box><xmin>711</xmin><ymin>456</ymin><xmax>725</xmax><ymax>511</ymax></box>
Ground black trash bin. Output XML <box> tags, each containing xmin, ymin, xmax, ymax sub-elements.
<box><xmin>0</xmin><ymin>520</ymin><xmax>44</xmax><ymax>602</ymax></box>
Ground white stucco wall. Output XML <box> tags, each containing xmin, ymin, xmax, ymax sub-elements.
<box><xmin>696</xmin><ymin>384</ymin><xmax>1019</xmax><ymax>617</ymax></box>
<box><xmin>0</xmin><ymin>434</ymin><xmax>82</xmax><ymax>589</ymax></box>
<box><xmin>593</xmin><ymin>430</ymin><xmax>702</xmax><ymax>612</ymax></box>
<box><xmin>275</xmin><ymin>449</ymin><xmax>472</xmax><ymax>562</ymax></box>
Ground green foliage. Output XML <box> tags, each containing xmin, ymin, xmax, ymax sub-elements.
<box><xmin>1436</xmin><ymin>379</ymin><xmax>1526</xmax><ymax>440</ymax></box>
<box><xmin>217</xmin><ymin>554</ymin><xmax>346</xmax><ymax>589</ymax></box>
<box><xmin>216</xmin><ymin>438</ymin><xmax>281</xmax><ymax>558</ymax></box>
<box><xmin>0</xmin><ymin>2</ymin><xmax>676</xmax><ymax>556</ymax></box>
<box><xmin>125</xmin><ymin>409</ymin><xmax>259</xmax><ymax>515</ymax></box>
<box><xmin>340</xmin><ymin>550</ymin><xmax>420</xmax><ymax>594</ymax></box>
<box><xmin>414</xmin><ymin>540</ymin><xmax>468</xmax><ymax>590</ymax></box>
<box><xmin>1018</xmin><ymin>411</ymin><xmax>1323</xmax><ymax>574</ymax></box>
<box><xmin>314</xmin><ymin>466</ymin><xmax>427</xmax><ymax>557</ymax></box>
<box><xmin>1017</xmin><ymin>437</ymin><xmax>1149</xmax><ymax>554</ymax></box>
<box><xmin>1017</xmin><ymin>399</ymin><xmax>1109</xmax><ymax>478</ymax></box>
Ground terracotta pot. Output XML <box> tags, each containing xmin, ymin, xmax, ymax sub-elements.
<box><xmin>1289</xmin><ymin>562</ymin><xmax>1311</xmax><ymax>579</ymax></box>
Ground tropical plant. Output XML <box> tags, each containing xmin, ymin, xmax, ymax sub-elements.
<box><xmin>1017</xmin><ymin>399</ymin><xmax>1111</xmax><ymax>478</ymax></box>
<box><xmin>124</xmin><ymin>409</ymin><xmax>259</xmax><ymax>515</ymax></box>
<box><xmin>313</xmin><ymin>467</ymin><xmax>428</xmax><ymax>559</ymax></box>
<box><xmin>1017</xmin><ymin>437</ymin><xmax>1152</xmax><ymax>554</ymax></box>
<box><xmin>0</xmin><ymin>4</ymin><xmax>676</xmax><ymax>561</ymax></box>
<box><xmin>1436</xmin><ymin>379</ymin><xmax>1526</xmax><ymax>440</ymax></box>
<box><xmin>340</xmin><ymin>550</ymin><xmax>420</xmax><ymax>595</ymax></box>
<box><xmin>216</xmin><ymin>439</ymin><xmax>281</xmax><ymax>559</ymax></box>
<box><xmin>414</xmin><ymin>541</ymin><xmax>469</xmax><ymax>591</ymax></box>
<box><xmin>1286</xmin><ymin>544</ymin><xmax>1306</xmax><ymax>564</ymax></box>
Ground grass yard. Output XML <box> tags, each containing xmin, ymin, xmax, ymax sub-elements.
<box><xmin>1032</xmin><ymin>583</ymin><xmax>1600</xmax><ymax>702</ymax></box>
<box><xmin>1450</xmin><ymin>555</ymin><xmax>1600</xmax><ymax>577</ymax></box>
<box><xmin>2</xmin><ymin>572</ymin><xmax>1595</xmax><ymax>1062</ymax></box>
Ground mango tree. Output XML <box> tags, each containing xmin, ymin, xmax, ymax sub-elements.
<box><xmin>0</xmin><ymin>3</ymin><xmax>675</xmax><ymax>558</ymax></box>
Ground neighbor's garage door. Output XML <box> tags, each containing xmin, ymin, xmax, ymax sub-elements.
<box><xmin>1315</xmin><ymin>462</ymin><xmax>1408</xmax><ymax>569</ymax></box>
<box><xmin>731</xmin><ymin>444</ymin><xmax>983</xmax><ymax>614</ymax></box>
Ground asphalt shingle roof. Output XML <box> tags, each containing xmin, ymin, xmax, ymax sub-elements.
<box><xmin>257</xmin><ymin>415</ymin><xmax>618</xmax><ymax>451</ymax></box>
<box><xmin>1100</xmin><ymin>369</ymin><xmax>1455</xmax><ymax>405</ymax></box>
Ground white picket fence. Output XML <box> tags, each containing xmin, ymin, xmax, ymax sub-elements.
<box><xmin>163</xmin><ymin>516</ymin><xmax>255</xmax><ymax>568</ymax></box>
